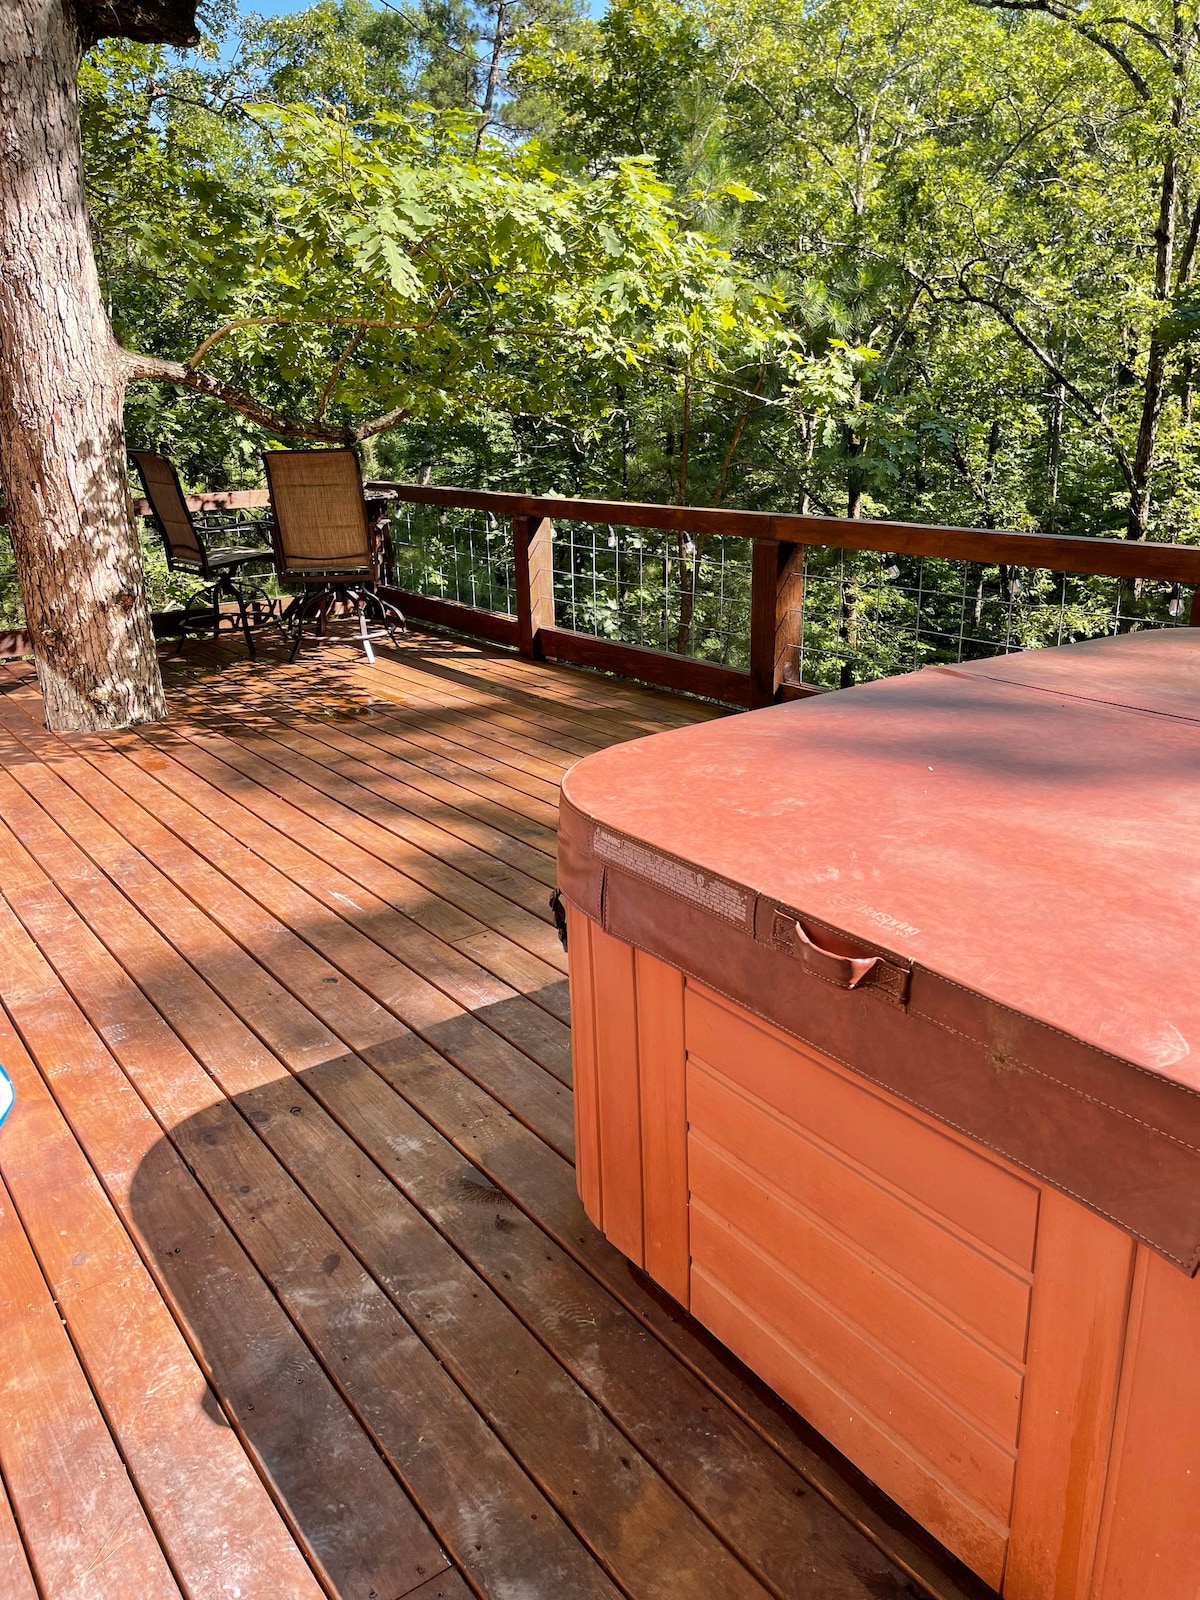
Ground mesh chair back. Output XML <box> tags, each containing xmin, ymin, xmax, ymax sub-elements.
<box><xmin>263</xmin><ymin>449</ymin><xmax>374</xmax><ymax>582</ymax></box>
<box><xmin>130</xmin><ymin>451</ymin><xmax>207</xmax><ymax>571</ymax></box>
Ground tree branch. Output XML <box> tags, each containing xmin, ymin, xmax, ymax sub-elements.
<box><xmin>120</xmin><ymin>349</ymin><xmax>411</xmax><ymax>443</ymax></box>
<box><xmin>317</xmin><ymin>327</ymin><xmax>366</xmax><ymax>424</ymax></box>
<box><xmin>970</xmin><ymin>0</ymin><xmax>1153</xmax><ymax>99</ymax></box>
<box><xmin>950</xmin><ymin>280</ymin><xmax>1137</xmax><ymax>488</ymax></box>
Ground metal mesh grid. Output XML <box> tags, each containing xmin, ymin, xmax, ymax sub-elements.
<box><xmin>551</xmin><ymin>522</ymin><xmax>752</xmax><ymax>665</ymax></box>
<box><xmin>389</xmin><ymin>504</ymin><xmax>517</xmax><ymax>614</ymax></box>
<box><xmin>385</xmin><ymin>504</ymin><xmax>1196</xmax><ymax>688</ymax></box>
<box><xmin>797</xmin><ymin>548</ymin><xmax>1195</xmax><ymax>689</ymax></box>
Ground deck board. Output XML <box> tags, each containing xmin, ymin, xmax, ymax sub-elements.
<box><xmin>0</xmin><ymin>633</ymin><xmax>986</xmax><ymax>1600</ymax></box>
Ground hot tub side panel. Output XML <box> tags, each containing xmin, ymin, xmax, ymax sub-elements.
<box><xmin>566</xmin><ymin>910</ymin><xmax>1200</xmax><ymax>1597</ymax></box>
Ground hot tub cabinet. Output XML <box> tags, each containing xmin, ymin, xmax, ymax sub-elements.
<box><xmin>558</xmin><ymin>631</ymin><xmax>1200</xmax><ymax>1599</ymax></box>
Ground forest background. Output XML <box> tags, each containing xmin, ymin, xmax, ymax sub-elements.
<box><xmin>4</xmin><ymin>0</ymin><xmax>1200</xmax><ymax>672</ymax></box>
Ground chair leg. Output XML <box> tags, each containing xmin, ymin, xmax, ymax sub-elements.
<box><xmin>288</xmin><ymin>588</ymin><xmax>326</xmax><ymax>663</ymax></box>
<box><xmin>373</xmin><ymin>588</ymin><xmax>407</xmax><ymax>643</ymax></box>
<box><xmin>357</xmin><ymin>597</ymin><xmax>376</xmax><ymax>665</ymax></box>
<box><xmin>236</xmin><ymin>587</ymin><xmax>256</xmax><ymax>659</ymax></box>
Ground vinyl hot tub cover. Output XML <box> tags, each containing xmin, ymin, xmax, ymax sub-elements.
<box><xmin>558</xmin><ymin>629</ymin><xmax>1200</xmax><ymax>1271</ymax></box>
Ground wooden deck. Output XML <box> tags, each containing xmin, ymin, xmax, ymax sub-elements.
<box><xmin>0</xmin><ymin>629</ymin><xmax>985</xmax><ymax>1600</ymax></box>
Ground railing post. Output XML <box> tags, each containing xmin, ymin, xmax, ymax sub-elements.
<box><xmin>514</xmin><ymin>514</ymin><xmax>555</xmax><ymax>657</ymax></box>
<box><xmin>749</xmin><ymin>538</ymin><xmax>806</xmax><ymax>709</ymax></box>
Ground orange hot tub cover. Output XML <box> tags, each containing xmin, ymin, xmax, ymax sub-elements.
<box><xmin>558</xmin><ymin>629</ymin><xmax>1200</xmax><ymax>1272</ymax></box>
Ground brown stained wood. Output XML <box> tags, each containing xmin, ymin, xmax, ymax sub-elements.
<box><xmin>0</xmin><ymin>1010</ymin><xmax>331</xmax><ymax>1600</ymax></box>
<box><xmin>0</xmin><ymin>799</ymin><xmax>776</xmax><ymax>1600</ymax></box>
<box><xmin>0</xmin><ymin>633</ymin><xmax>995</xmax><ymax>1600</ymax></box>
<box><xmin>513</xmin><ymin>514</ymin><xmax>556</xmax><ymax>658</ymax></box>
<box><xmin>402</xmin><ymin>1570</ymin><xmax>476</xmax><ymax>1600</ymax></box>
<box><xmin>252</xmin><ymin>712</ymin><xmax>562</xmax><ymax>879</ymax></box>
<box><xmin>0</xmin><ymin>823</ymin><xmax>614</xmax><ymax>1600</ymax></box>
<box><xmin>264</xmin><ymin>704</ymin><xmax>566</xmax><ymax>812</ymax></box>
<box><xmin>374</xmin><ymin>481</ymin><xmax>1200</xmax><ymax>584</ymax></box>
<box><xmin>199</xmin><ymin>1068</ymin><xmax>776</xmax><ymax>1600</ymax></box>
<box><xmin>0</xmin><ymin>739</ymin><xmax>576</xmax><ymax>1160</ymax></box>
<box><xmin>0</xmin><ymin>1168</ymin><xmax>183</xmax><ymax>1600</ymax></box>
<box><xmin>163</xmin><ymin>724</ymin><xmax>568</xmax><ymax>1019</ymax></box>
<box><xmin>83</xmin><ymin>737</ymin><xmax>575</xmax><ymax>1098</ymax></box>
<box><xmin>196</xmin><ymin>721</ymin><xmax>567</xmax><ymax>963</ymax></box>
<box><xmin>136</xmin><ymin>725</ymin><xmax>570</xmax><ymax>1027</ymax></box>
<box><xmin>0</xmin><ymin>889</ymin><xmax>443</xmax><ymax>1600</ymax></box>
<box><xmin>442</xmin><ymin>635</ymin><xmax>718</xmax><ymax>734</ymax></box>
<box><xmin>242</xmin><ymin>703</ymin><xmax>562</xmax><ymax>838</ymax></box>
<box><xmin>539</xmin><ymin>627</ymin><xmax>753</xmax><ymax>707</ymax></box>
<box><xmin>116</xmin><ymin>735</ymin><xmax>572</xmax><ymax>1078</ymax></box>
<box><xmin>323</xmin><ymin>952</ymin><xmax>993</xmax><ymax>1600</ymax></box>
<box><xmin>274</xmin><ymin>1047</ymin><xmax>914</xmax><ymax>1600</ymax></box>
<box><xmin>294</xmin><ymin>710</ymin><xmax>563</xmax><ymax>853</ymax></box>
<box><xmin>357</xmin><ymin>630</ymin><xmax>706</xmax><ymax>744</ymax></box>
<box><xmin>237</xmin><ymin>719</ymin><xmax>562</xmax><ymax>899</ymax></box>
<box><xmin>132</xmin><ymin>487</ymin><xmax>271</xmax><ymax>517</ymax></box>
<box><xmin>431</xmin><ymin>633</ymin><xmax>720</xmax><ymax>730</ymax></box>
<box><xmin>2</xmin><ymin>787</ymin><xmax>864</xmax><ymax>1600</ymax></box>
<box><xmin>2</xmin><ymin>793</ymin><xmax>908</xmax><ymax>1600</ymax></box>
<box><xmin>383</xmin><ymin>586</ymin><xmax>522</xmax><ymax>646</ymax></box>
<box><xmin>0</xmin><ymin>630</ymin><xmax>32</xmax><ymax>661</ymax></box>
<box><xmin>319</xmin><ymin>688</ymin><xmax>577</xmax><ymax>790</ymax></box>
<box><xmin>749</xmin><ymin>539</ymin><xmax>808</xmax><ymax>708</ymax></box>
<box><xmin>1004</xmin><ymin>1191</ymin><xmax>1135</xmax><ymax>1600</ymax></box>
<box><xmin>360</xmin><ymin>648</ymin><xmax>615</xmax><ymax>761</ymax></box>
<box><xmin>160</xmin><ymin>719</ymin><xmax>552</xmax><ymax>957</ymax></box>
<box><xmin>0</xmin><ymin>1476</ymin><xmax>38</xmax><ymax>1600</ymax></box>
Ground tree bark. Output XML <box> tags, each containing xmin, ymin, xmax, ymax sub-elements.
<box><xmin>1125</xmin><ymin>142</ymin><xmax>1180</xmax><ymax>539</ymax></box>
<box><xmin>0</xmin><ymin>0</ymin><xmax>169</xmax><ymax>730</ymax></box>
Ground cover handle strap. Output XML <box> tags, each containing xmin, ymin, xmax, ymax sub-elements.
<box><xmin>793</xmin><ymin>921</ymin><xmax>879</xmax><ymax>989</ymax></box>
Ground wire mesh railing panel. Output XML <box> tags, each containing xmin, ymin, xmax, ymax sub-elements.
<box><xmin>389</xmin><ymin>504</ymin><xmax>517</xmax><ymax>615</ymax></box>
<box><xmin>551</xmin><ymin>522</ymin><xmax>753</xmax><ymax>667</ymax></box>
<box><xmin>383</xmin><ymin>501</ymin><xmax>1197</xmax><ymax>692</ymax></box>
<box><xmin>796</xmin><ymin>548</ymin><xmax>1195</xmax><ymax>690</ymax></box>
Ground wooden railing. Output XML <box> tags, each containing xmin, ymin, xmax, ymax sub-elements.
<box><xmin>141</xmin><ymin>483</ymin><xmax>1200</xmax><ymax>708</ymax></box>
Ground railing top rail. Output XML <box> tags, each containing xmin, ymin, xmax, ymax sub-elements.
<box><xmin>131</xmin><ymin>488</ymin><xmax>271</xmax><ymax>518</ymax></box>
<box><xmin>132</xmin><ymin>479</ymin><xmax>1200</xmax><ymax>586</ymax></box>
<box><xmin>368</xmin><ymin>480</ymin><xmax>1200</xmax><ymax>586</ymax></box>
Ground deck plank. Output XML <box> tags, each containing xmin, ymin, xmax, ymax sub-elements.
<box><xmin>0</xmin><ymin>1474</ymin><xmax>38</xmax><ymax>1600</ymax></box>
<box><xmin>0</xmin><ymin>875</ymin><xmax>443</xmax><ymax>1600</ymax></box>
<box><xmin>0</xmin><ymin>788</ymin><xmax>617</xmax><ymax>1600</ymax></box>
<box><xmin>0</xmin><ymin>754</ymin><xmax>775</xmax><ymax>1600</ymax></box>
<box><xmin>0</xmin><ymin>631</ymin><xmax>988</xmax><ymax>1600</ymax></box>
<box><xmin>0</xmin><ymin>1165</ymin><xmax>183</xmax><ymax>1600</ymax></box>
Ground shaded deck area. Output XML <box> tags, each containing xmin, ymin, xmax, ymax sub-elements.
<box><xmin>0</xmin><ymin>630</ymin><xmax>982</xmax><ymax>1600</ymax></box>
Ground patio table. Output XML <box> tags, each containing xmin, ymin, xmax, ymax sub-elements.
<box><xmin>558</xmin><ymin>627</ymin><xmax>1200</xmax><ymax>1598</ymax></box>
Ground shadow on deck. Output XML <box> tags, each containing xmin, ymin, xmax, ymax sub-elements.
<box><xmin>0</xmin><ymin>632</ymin><xmax>988</xmax><ymax>1600</ymax></box>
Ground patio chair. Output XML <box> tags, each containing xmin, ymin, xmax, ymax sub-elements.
<box><xmin>130</xmin><ymin>450</ymin><xmax>274</xmax><ymax>657</ymax></box>
<box><xmin>262</xmin><ymin>447</ymin><xmax>406</xmax><ymax>664</ymax></box>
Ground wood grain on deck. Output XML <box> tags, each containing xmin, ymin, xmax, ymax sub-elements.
<box><xmin>0</xmin><ymin>632</ymin><xmax>987</xmax><ymax>1600</ymax></box>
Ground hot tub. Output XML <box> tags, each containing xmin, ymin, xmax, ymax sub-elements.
<box><xmin>558</xmin><ymin>629</ymin><xmax>1200</xmax><ymax>1598</ymax></box>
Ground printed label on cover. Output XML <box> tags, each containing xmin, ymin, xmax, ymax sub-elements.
<box><xmin>593</xmin><ymin>827</ymin><xmax>753</xmax><ymax>927</ymax></box>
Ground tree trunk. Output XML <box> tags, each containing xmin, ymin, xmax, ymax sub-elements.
<box><xmin>0</xmin><ymin>0</ymin><xmax>166</xmax><ymax>730</ymax></box>
<box><xmin>844</xmin><ymin>375</ymin><xmax>865</xmax><ymax>519</ymax></box>
<box><xmin>1125</xmin><ymin>131</ymin><xmax>1181</xmax><ymax>540</ymax></box>
<box><xmin>1046</xmin><ymin>374</ymin><xmax>1066</xmax><ymax>527</ymax></box>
